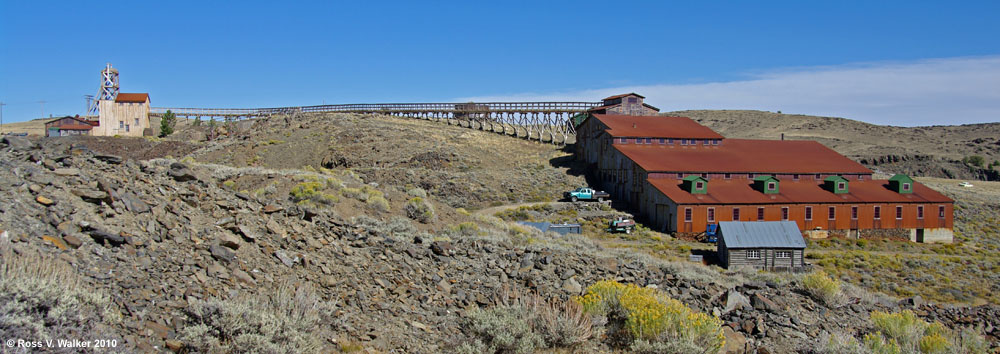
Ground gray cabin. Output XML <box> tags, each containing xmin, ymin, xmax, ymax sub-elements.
<box><xmin>717</xmin><ymin>221</ymin><xmax>806</xmax><ymax>270</ymax></box>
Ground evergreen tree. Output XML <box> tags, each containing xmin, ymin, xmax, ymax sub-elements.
<box><xmin>159</xmin><ymin>110</ymin><xmax>176</xmax><ymax>137</ymax></box>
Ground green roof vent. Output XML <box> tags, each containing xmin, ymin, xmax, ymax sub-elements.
<box><xmin>753</xmin><ymin>175</ymin><xmax>780</xmax><ymax>194</ymax></box>
<box><xmin>824</xmin><ymin>175</ymin><xmax>850</xmax><ymax>194</ymax></box>
<box><xmin>888</xmin><ymin>174</ymin><xmax>914</xmax><ymax>194</ymax></box>
<box><xmin>682</xmin><ymin>175</ymin><xmax>708</xmax><ymax>194</ymax></box>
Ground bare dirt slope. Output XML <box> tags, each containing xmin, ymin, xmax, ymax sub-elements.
<box><xmin>191</xmin><ymin>113</ymin><xmax>587</xmax><ymax>209</ymax></box>
<box><xmin>668</xmin><ymin>110</ymin><xmax>1000</xmax><ymax>180</ymax></box>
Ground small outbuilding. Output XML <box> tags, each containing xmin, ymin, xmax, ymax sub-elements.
<box><xmin>44</xmin><ymin>115</ymin><xmax>97</xmax><ymax>137</ymax></box>
<box><xmin>717</xmin><ymin>221</ymin><xmax>806</xmax><ymax>270</ymax></box>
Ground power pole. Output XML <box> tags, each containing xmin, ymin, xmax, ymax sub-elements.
<box><xmin>0</xmin><ymin>102</ymin><xmax>6</xmax><ymax>134</ymax></box>
<box><xmin>84</xmin><ymin>95</ymin><xmax>94</xmax><ymax>115</ymax></box>
<box><xmin>38</xmin><ymin>100</ymin><xmax>47</xmax><ymax>118</ymax></box>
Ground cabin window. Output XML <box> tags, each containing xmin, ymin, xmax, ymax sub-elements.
<box><xmin>667</xmin><ymin>138</ymin><xmax>674</xmax><ymax>145</ymax></box>
<box><xmin>712</xmin><ymin>139</ymin><xmax>720</xmax><ymax>145</ymax></box>
<box><xmin>828</xmin><ymin>206</ymin><xmax>836</xmax><ymax>220</ymax></box>
<box><xmin>805</xmin><ymin>206</ymin><xmax>813</xmax><ymax>220</ymax></box>
<box><xmin>676</xmin><ymin>173</ymin><xmax>683</xmax><ymax>179</ymax></box>
<box><xmin>851</xmin><ymin>206</ymin><xmax>858</xmax><ymax>220</ymax></box>
<box><xmin>680</xmin><ymin>139</ymin><xmax>687</xmax><ymax>146</ymax></box>
<box><xmin>701</xmin><ymin>173</ymin><xmax>708</xmax><ymax>179</ymax></box>
<box><xmin>874</xmin><ymin>206</ymin><xmax>881</xmax><ymax>219</ymax></box>
<box><xmin>724</xmin><ymin>173</ymin><xmax>731</xmax><ymax>179</ymax></box>
<box><xmin>125</xmin><ymin>124</ymin><xmax>130</xmax><ymax>132</ymax></box>
<box><xmin>707</xmin><ymin>207</ymin><xmax>715</xmax><ymax>222</ymax></box>
<box><xmin>645</xmin><ymin>138</ymin><xmax>652</xmax><ymax>144</ymax></box>
<box><xmin>135</xmin><ymin>118</ymin><xmax>140</xmax><ymax>127</ymax></box>
<box><xmin>896</xmin><ymin>206</ymin><xmax>903</xmax><ymax>220</ymax></box>
<box><xmin>119</xmin><ymin>121</ymin><xmax>124</xmax><ymax>129</ymax></box>
<box><xmin>748</xmin><ymin>173</ymin><xmax>755</xmax><ymax>179</ymax></box>
<box><xmin>837</xmin><ymin>182</ymin><xmax>846</xmax><ymax>190</ymax></box>
<box><xmin>938</xmin><ymin>205</ymin><xmax>945</xmax><ymax>218</ymax></box>
<box><xmin>781</xmin><ymin>207</ymin><xmax>789</xmax><ymax>220</ymax></box>
<box><xmin>684</xmin><ymin>208</ymin><xmax>692</xmax><ymax>222</ymax></box>
<box><xmin>627</xmin><ymin>97</ymin><xmax>638</xmax><ymax>103</ymax></box>
<box><xmin>695</xmin><ymin>181</ymin><xmax>704</xmax><ymax>190</ymax></box>
<box><xmin>776</xmin><ymin>251</ymin><xmax>791</xmax><ymax>259</ymax></box>
<box><xmin>917</xmin><ymin>205</ymin><xmax>924</xmax><ymax>219</ymax></box>
<box><xmin>619</xmin><ymin>137</ymin><xmax>627</xmax><ymax>144</ymax></box>
<box><xmin>903</xmin><ymin>183</ymin><xmax>911</xmax><ymax>191</ymax></box>
<box><xmin>793</xmin><ymin>174</ymin><xmax>799</xmax><ymax>181</ymax></box>
<box><xmin>732</xmin><ymin>208</ymin><xmax>740</xmax><ymax>220</ymax></box>
<box><xmin>815</xmin><ymin>174</ymin><xmax>822</xmax><ymax>180</ymax></box>
<box><xmin>746</xmin><ymin>250</ymin><xmax>760</xmax><ymax>259</ymax></box>
<box><xmin>757</xmin><ymin>207</ymin><xmax>765</xmax><ymax>220</ymax></box>
<box><xmin>858</xmin><ymin>175</ymin><xmax>864</xmax><ymax>180</ymax></box>
<box><xmin>767</xmin><ymin>182</ymin><xmax>776</xmax><ymax>191</ymax></box>
<box><xmin>659</xmin><ymin>138</ymin><xmax>665</xmax><ymax>144</ymax></box>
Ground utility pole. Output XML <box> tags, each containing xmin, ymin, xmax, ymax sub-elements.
<box><xmin>0</xmin><ymin>102</ymin><xmax>6</xmax><ymax>134</ymax></box>
<box><xmin>84</xmin><ymin>95</ymin><xmax>94</xmax><ymax>115</ymax></box>
<box><xmin>38</xmin><ymin>100</ymin><xmax>47</xmax><ymax>118</ymax></box>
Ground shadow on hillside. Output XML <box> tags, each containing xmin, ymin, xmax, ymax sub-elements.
<box><xmin>549</xmin><ymin>143</ymin><xmax>601</xmax><ymax>187</ymax></box>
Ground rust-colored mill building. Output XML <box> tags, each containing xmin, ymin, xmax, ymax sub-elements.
<box><xmin>576</xmin><ymin>93</ymin><xmax>953</xmax><ymax>243</ymax></box>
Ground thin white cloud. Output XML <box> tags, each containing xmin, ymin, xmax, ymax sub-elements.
<box><xmin>457</xmin><ymin>56</ymin><xmax>1000</xmax><ymax>126</ymax></box>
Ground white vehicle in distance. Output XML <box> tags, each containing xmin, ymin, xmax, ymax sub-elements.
<box><xmin>958</xmin><ymin>181</ymin><xmax>974</xmax><ymax>188</ymax></box>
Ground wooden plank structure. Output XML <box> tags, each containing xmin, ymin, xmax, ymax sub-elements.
<box><xmin>151</xmin><ymin>101</ymin><xmax>601</xmax><ymax>144</ymax></box>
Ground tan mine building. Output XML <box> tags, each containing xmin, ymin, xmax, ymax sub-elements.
<box><xmin>91</xmin><ymin>93</ymin><xmax>151</xmax><ymax>137</ymax></box>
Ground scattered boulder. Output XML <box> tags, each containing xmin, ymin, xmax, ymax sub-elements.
<box><xmin>723</xmin><ymin>326</ymin><xmax>746</xmax><ymax>353</ymax></box>
<box><xmin>120</xmin><ymin>192</ymin><xmax>150</xmax><ymax>213</ymax></box>
<box><xmin>217</xmin><ymin>232</ymin><xmax>241</xmax><ymax>250</ymax></box>
<box><xmin>210</xmin><ymin>244</ymin><xmax>236</xmax><ymax>263</ymax></box>
<box><xmin>35</xmin><ymin>195</ymin><xmax>55</xmax><ymax>206</ymax></box>
<box><xmin>167</xmin><ymin>163</ymin><xmax>197</xmax><ymax>182</ymax></box>
<box><xmin>52</xmin><ymin>168</ymin><xmax>80</xmax><ymax>176</ymax></box>
<box><xmin>94</xmin><ymin>154</ymin><xmax>123</xmax><ymax>164</ymax></box>
<box><xmin>72</xmin><ymin>188</ymin><xmax>112</xmax><ymax>204</ymax></box>
<box><xmin>752</xmin><ymin>293</ymin><xmax>782</xmax><ymax>313</ymax></box>
<box><xmin>430</xmin><ymin>241</ymin><xmax>454</xmax><ymax>257</ymax></box>
<box><xmin>725</xmin><ymin>290</ymin><xmax>752</xmax><ymax>313</ymax></box>
<box><xmin>2</xmin><ymin>135</ymin><xmax>36</xmax><ymax>151</ymax></box>
<box><xmin>562</xmin><ymin>277</ymin><xmax>582</xmax><ymax>294</ymax></box>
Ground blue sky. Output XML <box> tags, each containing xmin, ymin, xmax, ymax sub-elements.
<box><xmin>1</xmin><ymin>1</ymin><xmax>998</xmax><ymax>125</ymax></box>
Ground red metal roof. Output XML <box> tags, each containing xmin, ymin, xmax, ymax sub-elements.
<box><xmin>594</xmin><ymin>114</ymin><xmax>724</xmax><ymax>139</ymax></box>
<box><xmin>115</xmin><ymin>93</ymin><xmax>150</xmax><ymax>103</ymax></box>
<box><xmin>615</xmin><ymin>138</ymin><xmax>872</xmax><ymax>174</ymax></box>
<box><xmin>46</xmin><ymin>116</ymin><xmax>97</xmax><ymax>126</ymax></box>
<box><xmin>603</xmin><ymin>93</ymin><xmax>645</xmax><ymax>100</ymax></box>
<box><xmin>648</xmin><ymin>178</ymin><xmax>953</xmax><ymax>205</ymax></box>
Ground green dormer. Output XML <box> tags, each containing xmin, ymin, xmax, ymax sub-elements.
<box><xmin>888</xmin><ymin>174</ymin><xmax>914</xmax><ymax>194</ymax></box>
<box><xmin>682</xmin><ymin>175</ymin><xmax>708</xmax><ymax>194</ymax></box>
<box><xmin>824</xmin><ymin>176</ymin><xmax>850</xmax><ymax>194</ymax></box>
<box><xmin>753</xmin><ymin>175</ymin><xmax>780</xmax><ymax>194</ymax></box>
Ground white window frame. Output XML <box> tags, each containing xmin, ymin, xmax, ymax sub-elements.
<box><xmin>746</xmin><ymin>250</ymin><xmax>760</xmax><ymax>259</ymax></box>
<box><xmin>781</xmin><ymin>207</ymin><xmax>789</xmax><ymax>220</ymax></box>
<box><xmin>874</xmin><ymin>206</ymin><xmax>881</xmax><ymax>220</ymax></box>
<box><xmin>903</xmin><ymin>183</ymin><xmax>911</xmax><ymax>191</ymax></box>
<box><xmin>917</xmin><ymin>205</ymin><xmax>924</xmax><ymax>219</ymax></box>
<box><xmin>896</xmin><ymin>205</ymin><xmax>903</xmax><ymax>220</ymax></box>
<box><xmin>684</xmin><ymin>207</ymin><xmax>692</xmax><ymax>222</ymax></box>
<box><xmin>768</xmin><ymin>182</ymin><xmax>776</xmax><ymax>191</ymax></box>
<box><xmin>776</xmin><ymin>251</ymin><xmax>791</xmax><ymax>259</ymax></box>
<box><xmin>805</xmin><ymin>206</ymin><xmax>812</xmax><ymax>221</ymax></box>
<box><xmin>707</xmin><ymin>207</ymin><xmax>715</xmax><ymax>222</ymax></box>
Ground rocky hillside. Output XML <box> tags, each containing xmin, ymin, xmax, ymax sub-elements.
<box><xmin>667</xmin><ymin>110</ymin><xmax>1000</xmax><ymax>181</ymax></box>
<box><xmin>1</xmin><ymin>116</ymin><xmax>997</xmax><ymax>353</ymax></box>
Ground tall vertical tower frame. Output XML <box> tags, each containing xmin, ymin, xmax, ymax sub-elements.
<box><xmin>87</xmin><ymin>63</ymin><xmax>119</xmax><ymax>115</ymax></box>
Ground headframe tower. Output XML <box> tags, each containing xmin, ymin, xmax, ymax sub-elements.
<box><xmin>87</xmin><ymin>63</ymin><xmax>119</xmax><ymax>116</ymax></box>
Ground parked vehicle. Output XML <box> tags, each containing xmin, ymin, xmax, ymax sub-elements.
<box><xmin>704</xmin><ymin>224</ymin><xmax>718</xmax><ymax>243</ymax></box>
<box><xmin>959</xmin><ymin>181</ymin><xmax>974</xmax><ymax>188</ymax></box>
<box><xmin>564</xmin><ymin>187</ymin><xmax>610</xmax><ymax>202</ymax></box>
<box><xmin>607</xmin><ymin>217</ymin><xmax>636</xmax><ymax>234</ymax></box>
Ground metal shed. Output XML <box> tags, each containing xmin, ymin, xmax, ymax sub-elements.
<box><xmin>517</xmin><ymin>222</ymin><xmax>582</xmax><ymax>236</ymax></box>
<box><xmin>717</xmin><ymin>221</ymin><xmax>806</xmax><ymax>270</ymax></box>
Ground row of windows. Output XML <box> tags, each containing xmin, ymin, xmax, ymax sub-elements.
<box><xmin>746</xmin><ymin>250</ymin><xmax>792</xmax><ymax>259</ymax></box>
<box><xmin>118</xmin><ymin>118</ymin><xmax>142</xmax><ymax>132</ymax></box>
<box><xmin>674</xmin><ymin>173</ymin><xmax>865</xmax><ymax>181</ymax></box>
<box><xmin>618</xmin><ymin>137</ymin><xmax>722</xmax><ymax>146</ymax></box>
<box><xmin>684</xmin><ymin>205</ymin><xmax>946</xmax><ymax>222</ymax></box>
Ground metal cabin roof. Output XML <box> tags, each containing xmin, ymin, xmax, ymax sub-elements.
<box><xmin>594</xmin><ymin>114</ymin><xmax>724</xmax><ymax>139</ymax></box>
<box><xmin>615</xmin><ymin>138</ymin><xmax>872</xmax><ymax>174</ymax></box>
<box><xmin>647</xmin><ymin>178</ymin><xmax>953</xmax><ymax>204</ymax></box>
<box><xmin>719</xmin><ymin>221</ymin><xmax>806</xmax><ymax>249</ymax></box>
<box><xmin>603</xmin><ymin>93</ymin><xmax>645</xmax><ymax>100</ymax></box>
<box><xmin>115</xmin><ymin>93</ymin><xmax>150</xmax><ymax>103</ymax></box>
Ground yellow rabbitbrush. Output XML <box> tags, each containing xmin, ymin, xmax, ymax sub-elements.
<box><xmin>574</xmin><ymin>280</ymin><xmax>725</xmax><ymax>353</ymax></box>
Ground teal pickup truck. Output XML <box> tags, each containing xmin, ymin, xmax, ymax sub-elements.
<box><xmin>564</xmin><ymin>187</ymin><xmax>610</xmax><ymax>202</ymax></box>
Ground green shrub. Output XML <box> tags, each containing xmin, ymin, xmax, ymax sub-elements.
<box><xmin>458</xmin><ymin>294</ymin><xmax>594</xmax><ymax>353</ymax></box>
<box><xmin>406</xmin><ymin>187</ymin><xmax>427</xmax><ymax>198</ymax></box>
<box><xmin>451</xmin><ymin>222</ymin><xmax>480</xmax><ymax>237</ymax></box>
<box><xmin>574</xmin><ymin>280</ymin><xmax>724</xmax><ymax>352</ymax></box>
<box><xmin>404</xmin><ymin>197</ymin><xmax>436</xmax><ymax>223</ymax></box>
<box><xmin>862</xmin><ymin>310</ymin><xmax>988</xmax><ymax>353</ymax></box>
<box><xmin>289</xmin><ymin>181</ymin><xmax>338</xmax><ymax>205</ymax></box>
<box><xmin>180</xmin><ymin>282</ymin><xmax>333</xmax><ymax>353</ymax></box>
<box><xmin>367</xmin><ymin>195</ymin><xmax>390</xmax><ymax>212</ymax></box>
<box><xmin>801</xmin><ymin>270</ymin><xmax>843</xmax><ymax>306</ymax></box>
<box><xmin>0</xmin><ymin>249</ymin><xmax>121</xmax><ymax>342</ymax></box>
<box><xmin>222</xmin><ymin>180</ymin><xmax>236</xmax><ymax>189</ymax></box>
